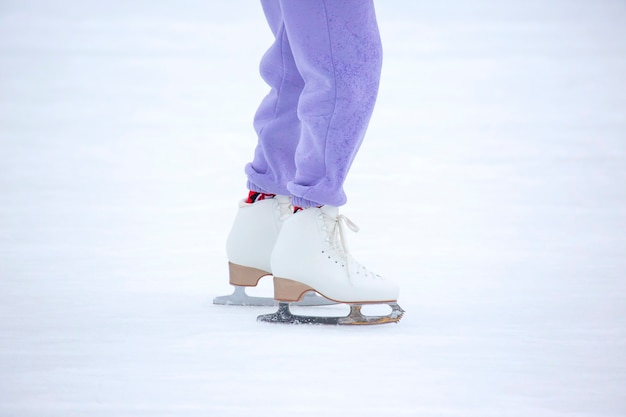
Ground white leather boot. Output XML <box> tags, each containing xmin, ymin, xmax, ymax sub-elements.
<box><xmin>226</xmin><ymin>195</ymin><xmax>291</xmax><ymax>287</ymax></box>
<box><xmin>270</xmin><ymin>206</ymin><xmax>399</xmax><ymax>303</ymax></box>
<box><xmin>215</xmin><ymin>195</ymin><xmax>335</xmax><ymax>306</ymax></box>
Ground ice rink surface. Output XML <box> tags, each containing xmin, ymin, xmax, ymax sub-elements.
<box><xmin>1</xmin><ymin>1</ymin><xmax>625</xmax><ymax>416</ymax></box>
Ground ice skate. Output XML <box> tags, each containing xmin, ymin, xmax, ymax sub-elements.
<box><xmin>213</xmin><ymin>193</ymin><xmax>335</xmax><ymax>307</ymax></box>
<box><xmin>257</xmin><ymin>206</ymin><xmax>404</xmax><ymax>325</ymax></box>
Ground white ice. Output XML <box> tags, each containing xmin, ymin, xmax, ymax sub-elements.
<box><xmin>1</xmin><ymin>0</ymin><xmax>625</xmax><ymax>416</ymax></box>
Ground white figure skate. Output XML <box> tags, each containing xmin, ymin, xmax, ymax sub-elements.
<box><xmin>213</xmin><ymin>195</ymin><xmax>334</xmax><ymax>307</ymax></box>
<box><xmin>258</xmin><ymin>206</ymin><xmax>404</xmax><ymax>325</ymax></box>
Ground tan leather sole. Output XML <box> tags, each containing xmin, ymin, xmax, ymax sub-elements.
<box><xmin>273</xmin><ymin>277</ymin><xmax>316</xmax><ymax>302</ymax></box>
<box><xmin>228</xmin><ymin>262</ymin><xmax>271</xmax><ymax>286</ymax></box>
<box><xmin>273</xmin><ymin>277</ymin><xmax>398</xmax><ymax>304</ymax></box>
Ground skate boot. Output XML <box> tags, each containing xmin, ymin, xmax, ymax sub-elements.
<box><xmin>213</xmin><ymin>192</ymin><xmax>334</xmax><ymax>306</ymax></box>
<box><xmin>258</xmin><ymin>206</ymin><xmax>404</xmax><ymax>325</ymax></box>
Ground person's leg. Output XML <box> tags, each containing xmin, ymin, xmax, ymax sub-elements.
<box><xmin>279</xmin><ymin>0</ymin><xmax>383</xmax><ymax>207</ymax></box>
<box><xmin>245</xmin><ymin>0</ymin><xmax>304</xmax><ymax>196</ymax></box>
<box><xmin>265</xmin><ymin>1</ymin><xmax>400</xmax><ymax>315</ymax></box>
<box><xmin>216</xmin><ymin>1</ymin><xmax>308</xmax><ymax>306</ymax></box>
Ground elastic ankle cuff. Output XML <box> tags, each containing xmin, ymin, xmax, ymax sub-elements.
<box><xmin>291</xmin><ymin>196</ymin><xmax>325</xmax><ymax>209</ymax></box>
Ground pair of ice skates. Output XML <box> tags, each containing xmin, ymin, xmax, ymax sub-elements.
<box><xmin>213</xmin><ymin>194</ymin><xmax>404</xmax><ymax>325</ymax></box>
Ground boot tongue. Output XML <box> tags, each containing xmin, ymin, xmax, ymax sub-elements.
<box><xmin>319</xmin><ymin>206</ymin><xmax>340</xmax><ymax>237</ymax></box>
<box><xmin>319</xmin><ymin>206</ymin><xmax>359</xmax><ymax>233</ymax></box>
<box><xmin>276</xmin><ymin>195</ymin><xmax>293</xmax><ymax>220</ymax></box>
<box><xmin>320</xmin><ymin>205</ymin><xmax>339</xmax><ymax>218</ymax></box>
<box><xmin>319</xmin><ymin>206</ymin><xmax>340</xmax><ymax>248</ymax></box>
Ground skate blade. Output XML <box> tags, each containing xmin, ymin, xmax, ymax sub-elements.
<box><xmin>257</xmin><ymin>302</ymin><xmax>405</xmax><ymax>325</ymax></box>
<box><xmin>213</xmin><ymin>286</ymin><xmax>336</xmax><ymax>307</ymax></box>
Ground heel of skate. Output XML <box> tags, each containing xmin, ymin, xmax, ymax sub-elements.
<box><xmin>228</xmin><ymin>262</ymin><xmax>270</xmax><ymax>286</ymax></box>
<box><xmin>273</xmin><ymin>277</ymin><xmax>316</xmax><ymax>302</ymax></box>
<box><xmin>214</xmin><ymin>268</ymin><xmax>336</xmax><ymax>307</ymax></box>
<box><xmin>213</xmin><ymin>263</ymin><xmax>273</xmax><ymax>306</ymax></box>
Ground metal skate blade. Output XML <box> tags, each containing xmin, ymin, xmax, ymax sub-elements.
<box><xmin>213</xmin><ymin>286</ymin><xmax>336</xmax><ymax>307</ymax></box>
<box><xmin>257</xmin><ymin>302</ymin><xmax>405</xmax><ymax>325</ymax></box>
<box><xmin>213</xmin><ymin>286</ymin><xmax>277</xmax><ymax>306</ymax></box>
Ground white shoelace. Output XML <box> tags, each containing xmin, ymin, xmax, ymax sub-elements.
<box><xmin>321</xmin><ymin>210</ymin><xmax>378</xmax><ymax>280</ymax></box>
<box><xmin>326</xmin><ymin>213</ymin><xmax>359</xmax><ymax>256</ymax></box>
<box><xmin>276</xmin><ymin>196</ymin><xmax>293</xmax><ymax>222</ymax></box>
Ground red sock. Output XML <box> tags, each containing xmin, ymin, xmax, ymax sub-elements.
<box><xmin>246</xmin><ymin>191</ymin><xmax>276</xmax><ymax>204</ymax></box>
<box><xmin>293</xmin><ymin>205</ymin><xmax>321</xmax><ymax>213</ymax></box>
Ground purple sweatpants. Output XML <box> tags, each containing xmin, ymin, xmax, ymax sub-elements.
<box><xmin>245</xmin><ymin>0</ymin><xmax>382</xmax><ymax>208</ymax></box>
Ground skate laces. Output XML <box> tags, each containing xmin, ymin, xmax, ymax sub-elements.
<box><xmin>276</xmin><ymin>196</ymin><xmax>293</xmax><ymax>222</ymax></box>
<box><xmin>328</xmin><ymin>214</ymin><xmax>359</xmax><ymax>256</ymax></box>
<box><xmin>321</xmin><ymin>209</ymin><xmax>377</xmax><ymax>280</ymax></box>
<box><xmin>333</xmin><ymin>214</ymin><xmax>359</xmax><ymax>257</ymax></box>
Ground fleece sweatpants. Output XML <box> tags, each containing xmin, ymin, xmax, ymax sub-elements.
<box><xmin>245</xmin><ymin>0</ymin><xmax>382</xmax><ymax>208</ymax></box>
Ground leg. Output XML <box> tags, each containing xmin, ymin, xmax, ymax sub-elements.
<box><xmin>279</xmin><ymin>0</ymin><xmax>383</xmax><ymax>207</ymax></box>
<box><xmin>218</xmin><ymin>6</ymin><xmax>333</xmax><ymax>305</ymax></box>
<box><xmin>264</xmin><ymin>4</ymin><xmax>400</xmax><ymax>319</ymax></box>
<box><xmin>245</xmin><ymin>0</ymin><xmax>304</xmax><ymax>196</ymax></box>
